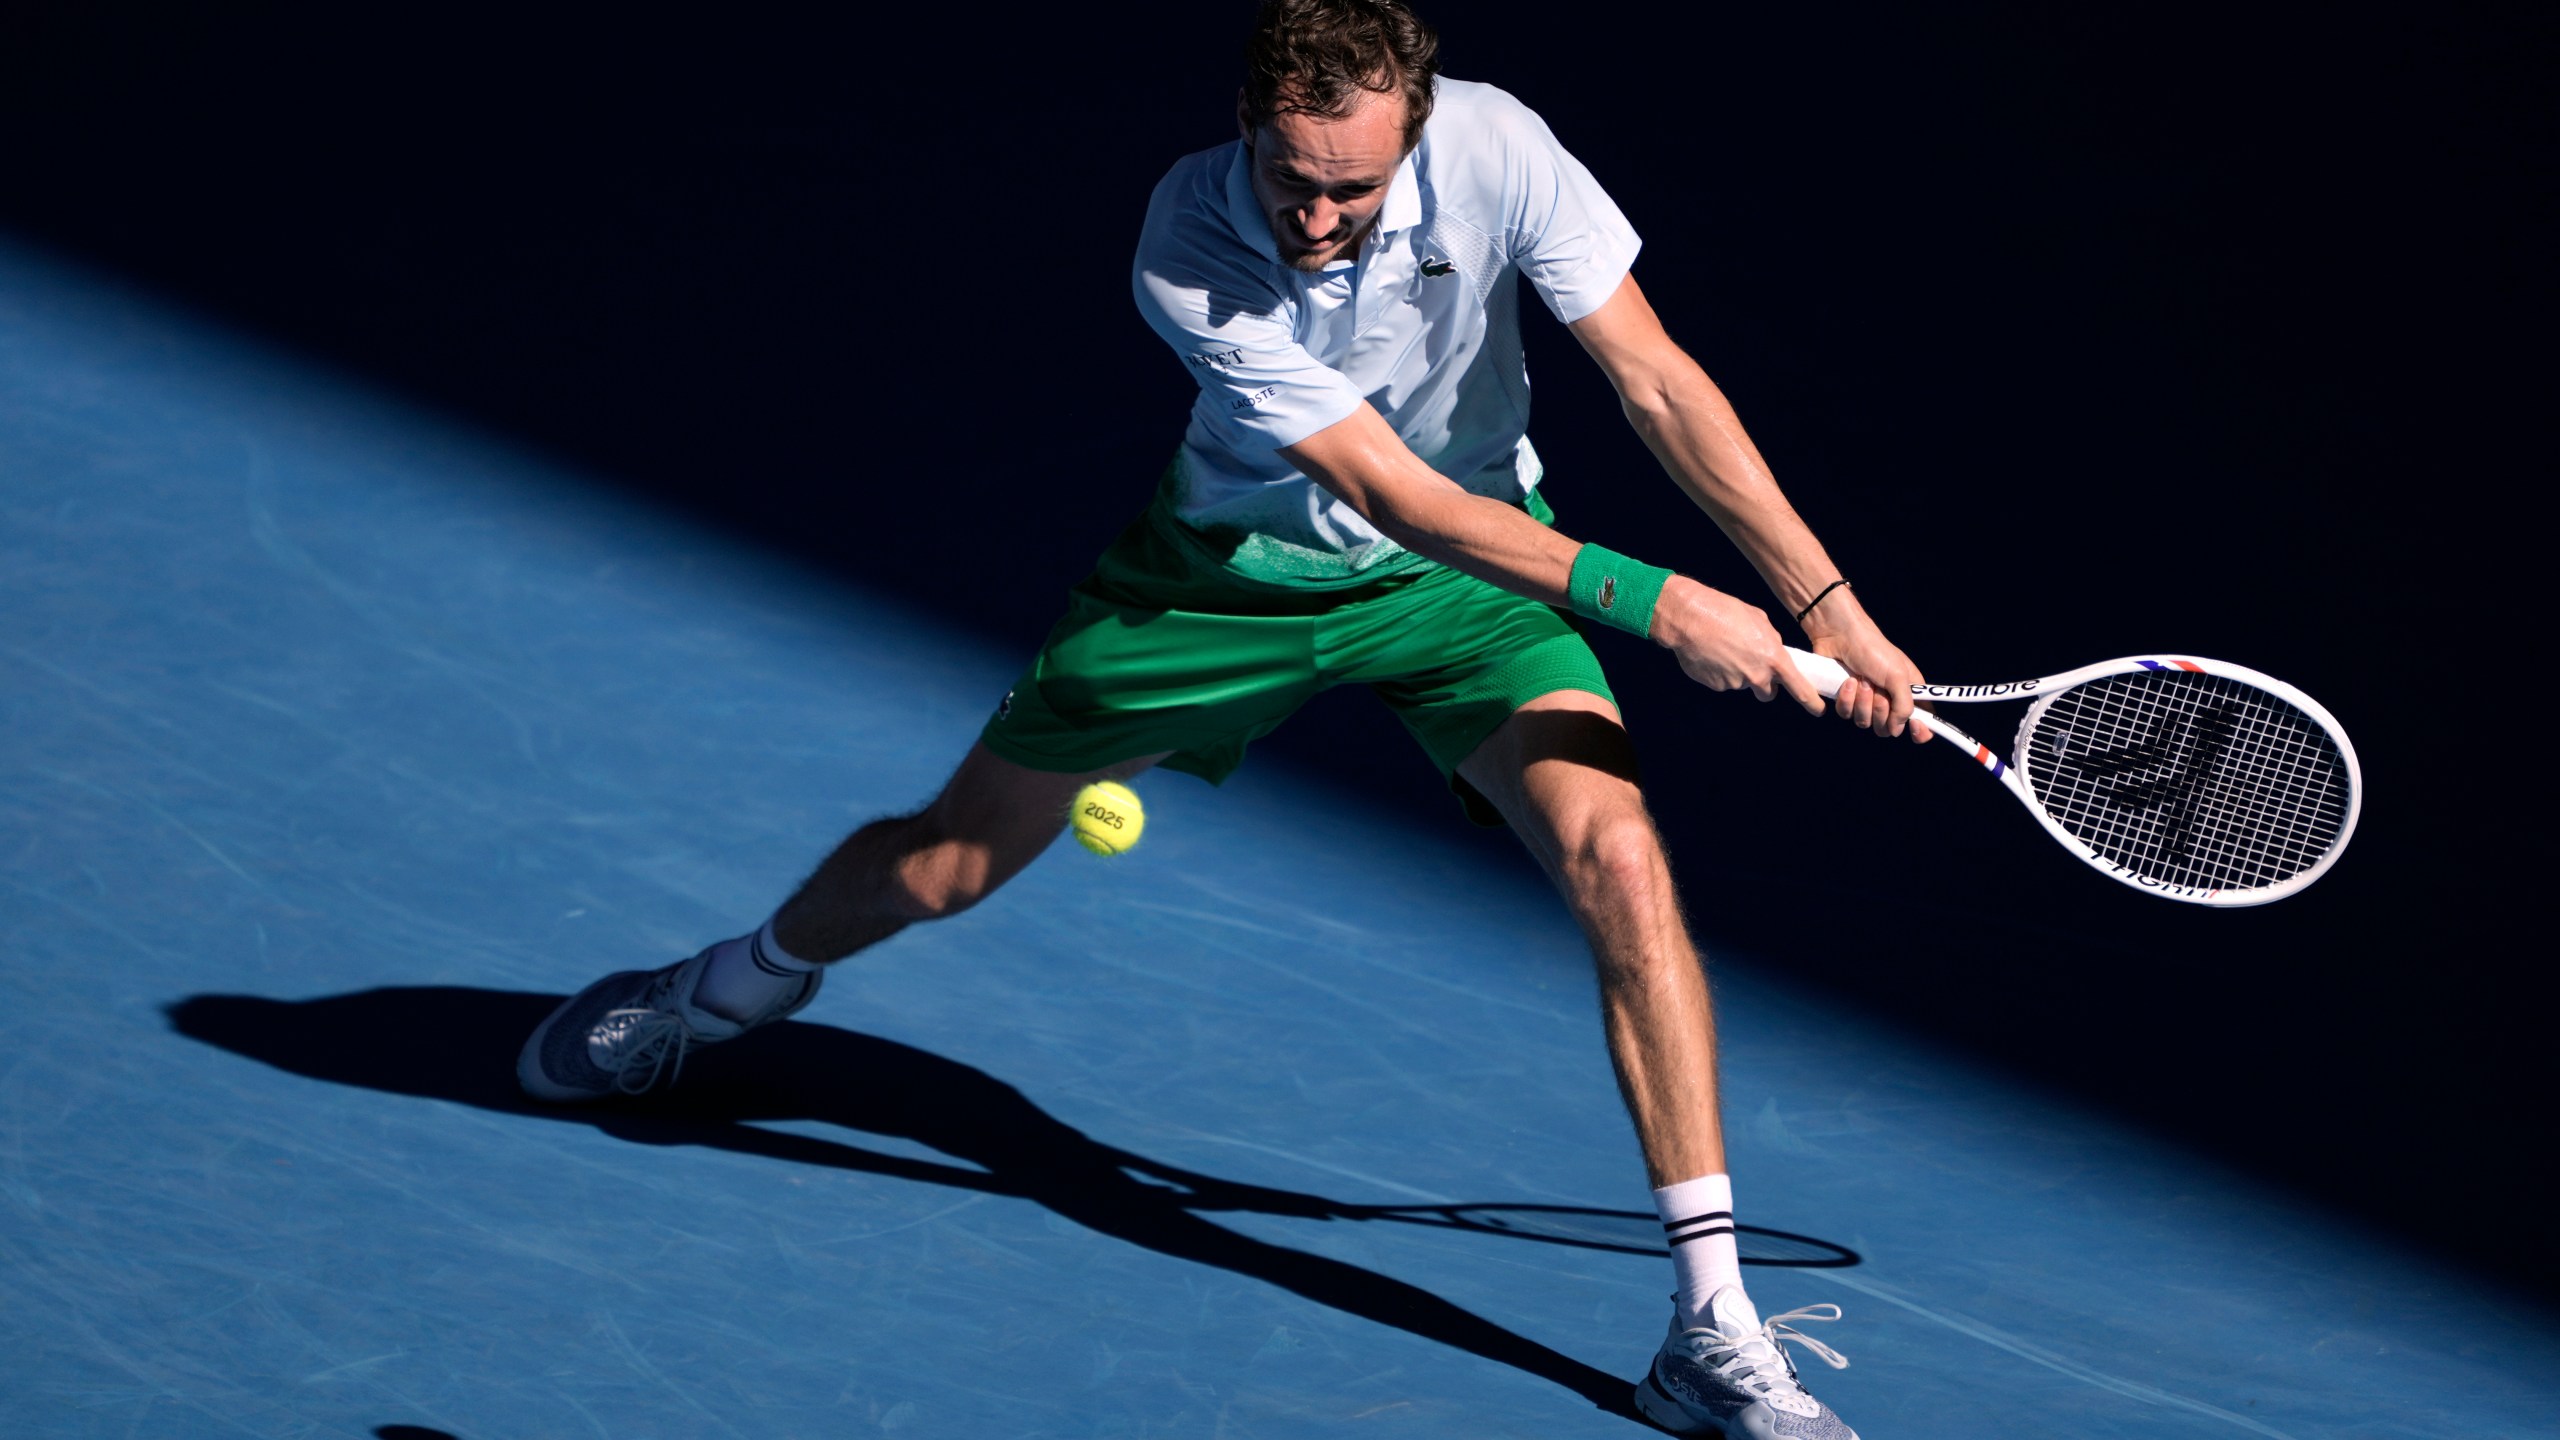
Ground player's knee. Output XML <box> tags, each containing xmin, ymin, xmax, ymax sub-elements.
<box><xmin>895</xmin><ymin>837</ymin><xmax>1000</xmax><ymax>921</ymax></box>
<box><xmin>1563</xmin><ymin>806</ymin><xmax>1667</xmax><ymax>910</ymax></box>
<box><xmin>911</xmin><ymin>850</ymin><xmax>988</xmax><ymax>917</ymax></box>
<box><xmin>902</xmin><ymin>883</ymin><xmax>983</xmax><ymax>922</ymax></box>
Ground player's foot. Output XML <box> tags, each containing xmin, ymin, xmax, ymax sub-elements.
<box><xmin>516</xmin><ymin>946</ymin><xmax>822</xmax><ymax>1102</ymax></box>
<box><xmin>1632</xmin><ymin>1286</ymin><xmax>1859</xmax><ymax>1438</ymax></box>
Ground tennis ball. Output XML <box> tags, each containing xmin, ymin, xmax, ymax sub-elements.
<box><xmin>1070</xmin><ymin>780</ymin><xmax>1145</xmax><ymax>857</ymax></box>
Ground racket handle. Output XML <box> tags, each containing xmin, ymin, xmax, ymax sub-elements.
<box><xmin>1784</xmin><ymin>647</ymin><xmax>1851</xmax><ymax>699</ymax></box>
<box><xmin>1789</xmin><ymin>645</ymin><xmax>1980</xmax><ymax>754</ymax></box>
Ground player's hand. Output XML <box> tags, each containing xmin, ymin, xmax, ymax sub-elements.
<box><xmin>1650</xmin><ymin>577</ymin><xmax>1826</xmax><ymax>716</ymax></box>
<box><xmin>1804</xmin><ymin>594</ymin><xmax>1932</xmax><ymax>743</ymax></box>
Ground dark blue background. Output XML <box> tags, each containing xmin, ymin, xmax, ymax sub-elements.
<box><xmin>7</xmin><ymin>3</ymin><xmax>2543</xmax><ymax>1296</ymax></box>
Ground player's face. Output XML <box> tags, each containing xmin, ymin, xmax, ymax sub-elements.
<box><xmin>1241</xmin><ymin>88</ymin><xmax>1408</xmax><ymax>273</ymax></box>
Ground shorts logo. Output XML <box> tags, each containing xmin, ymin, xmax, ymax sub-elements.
<box><xmin>1232</xmin><ymin>384</ymin><xmax>1279</xmax><ymax>409</ymax></box>
<box><xmin>1420</xmin><ymin>256</ymin><xmax>1456</xmax><ymax>278</ymax></box>
<box><xmin>996</xmin><ymin>689</ymin><xmax>1014</xmax><ymax>721</ymax></box>
<box><xmin>1598</xmin><ymin>576</ymin><xmax>1618</xmax><ymax>610</ymax></box>
<box><xmin>1188</xmin><ymin>347</ymin><xmax>1244</xmax><ymax>372</ymax></box>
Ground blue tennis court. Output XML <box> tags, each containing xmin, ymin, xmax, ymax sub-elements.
<box><xmin>3</xmin><ymin>240</ymin><xmax>2552</xmax><ymax>1437</ymax></box>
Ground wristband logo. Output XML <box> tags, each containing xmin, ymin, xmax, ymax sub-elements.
<box><xmin>1598</xmin><ymin>576</ymin><xmax>1618</xmax><ymax>610</ymax></box>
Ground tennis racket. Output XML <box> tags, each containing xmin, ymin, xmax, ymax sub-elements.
<box><xmin>1786</xmin><ymin>648</ymin><xmax>2361</xmax><ymax>906</ymax></box>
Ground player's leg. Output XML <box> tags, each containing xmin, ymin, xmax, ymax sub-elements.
<box><xmin>1335</xmin><ymin>560</ymin><xmax>1725</xmax><ymax>1186</ymax></box>
<box><xmin>1453</xmin><ymin>691</ymin><xmax>1722</xmax><ymax>1187</ymax></box>
<box><xmin>766</xmin><ymin>742</ymin><xmax>1164</xmax><ymax>963</ymax></box>
<box><xmin>1456</xmin><ymin>694</ymin><xmax>1859</xmax><ymax>1438</ymax></box>
<box><xmin>518</xmin><ymin>743</ymin><xmax>1163</xmax><ymax>1103</ymax></box>
<box><xmin>685</xmin><ymin>741</ymin><xmax>1169</xmax><ymax>1022</ymax></box>
<box><xmin>519</xmin><ymin>503</ymin><xmax>1322</xmax><ymax>1105</ymax></box>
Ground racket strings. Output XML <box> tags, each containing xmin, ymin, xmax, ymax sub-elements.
<box><xmin>2023</xmin><ymin>671</ymin><xmax>2350</xmax><ymax>891</ymax></box>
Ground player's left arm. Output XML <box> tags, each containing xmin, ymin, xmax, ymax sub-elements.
<box><xmin>1568</xmin><ymin>274</ymin><xmax>1931</xmax><ymax>742</ymax></box>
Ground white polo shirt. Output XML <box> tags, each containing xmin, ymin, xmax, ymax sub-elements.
<box><xmin>1132</xmin><ymin>78</ymin><xmax>1641</xmax><ymax>585</ymax></box>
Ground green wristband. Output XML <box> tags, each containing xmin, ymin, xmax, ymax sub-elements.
<box><xmin>1567</xmin><ymin>543</ymin><xmax>1674</xmax><ymax>639</ymax></box>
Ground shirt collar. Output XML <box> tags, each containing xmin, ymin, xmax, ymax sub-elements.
<box><xmin>1377</xmin><ymin>148</ymin><xmax>1422</xmax><ymax>237</ymax></box>
<box><xmin>1224</xmin><ymin>142</ymin><xmax>1426</xmax><ymax>267</ymax></box>
<box><xmin>1223</xmin><ymin>142</ymin><xmax>1281</xmax><ymax>265</ymax></box>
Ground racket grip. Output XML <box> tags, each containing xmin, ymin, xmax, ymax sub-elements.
<box><xmin>1784</xmin><ymin>647</ymin><xmax>1850</xmax><ymax>699</ymax></box>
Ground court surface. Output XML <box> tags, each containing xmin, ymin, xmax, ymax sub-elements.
<box><xmin>4</xmin><ymin>241</ymin><xmax>2553</xmax><ymax>1439</ymax></box>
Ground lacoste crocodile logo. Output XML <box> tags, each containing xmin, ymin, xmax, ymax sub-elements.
<box><xmin>1420</xmin><ymin>256</ymin><xmax>1456</xmax><ymax>278</ymax></box>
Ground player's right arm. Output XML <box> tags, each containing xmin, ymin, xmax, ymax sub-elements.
<box><xmin>1566</xmin><ymin>275</ymin><xmax>1931</xmax><ymax>742</ymax></box>
<box><xmin>1280</xmin><ymin>405</ymin><xmax>1824</xmax><ymax>713</ymax></box>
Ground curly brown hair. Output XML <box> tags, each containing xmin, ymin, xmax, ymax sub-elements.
<box><xmin>1242</xmin><ymin>0</ymin><xmax>1441</xmax><ymax>152</ymax></box>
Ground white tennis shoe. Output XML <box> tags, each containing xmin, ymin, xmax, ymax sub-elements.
<box><xmin>516</xmin><ymin>946</ymin><xmax>821</xmax><ymax>1102</ymax></box>
<box><xmin>1633</xmin><ymin>1286</ymin><xmax>1859</xmax><ymax>1439</ymax></box>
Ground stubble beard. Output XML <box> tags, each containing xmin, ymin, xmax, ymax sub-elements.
<box><xmin>1279</xmin><ymin>212</ymin><xmax>1376</xmax><ymax>273</ymax></box>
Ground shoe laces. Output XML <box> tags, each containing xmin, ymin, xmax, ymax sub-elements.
<box><xmin>591</xmin><ymin>1003</ymin><xmax>694</xmax><ymax>1094</ymax></box>
<box><xmin>1685</xmin><ymin>1304</ymin><xmax>1849</xmax><ymax>1407</ymax></box>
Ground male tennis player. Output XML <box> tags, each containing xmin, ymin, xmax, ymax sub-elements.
<box><xmin>521</xmin><ymin>2</ymin><xmax>1925</xmax><ymax>1433</ymax></box>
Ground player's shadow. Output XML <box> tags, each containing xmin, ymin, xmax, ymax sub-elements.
<box><xmin>170</xmin><ymin>987</ymin><xmax>1857</xmax><ymax>1422</ymax></box>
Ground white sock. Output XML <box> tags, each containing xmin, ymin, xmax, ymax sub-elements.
<box><xmin>1653</xmin><ymin>1173</ymin><xmax>1746</xmax><ymax>1329</ymax></box>
<box><xmin>691</xmin><ymin>917</ymin><xmax>823</xmax><ymax>1024</ymax></box>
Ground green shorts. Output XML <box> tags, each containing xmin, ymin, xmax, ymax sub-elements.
<box><xmin>979</xmin><ymin>493</ymin><xmax>1616</xmax><ymax>826</ymax></box>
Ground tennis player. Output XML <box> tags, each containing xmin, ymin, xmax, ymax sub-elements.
<box><xmin>521</xmin><ymin>2</ymin><xmax>1925</xmax><ymax>1433</ymax></box>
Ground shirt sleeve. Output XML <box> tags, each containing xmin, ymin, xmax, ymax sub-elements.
<box><xmin>1131</xmin><ymin>162</ymin><xmax>1365</xmax><ymax>451</ymax></box>
<box><xmin>1490</xmin><ymin>93</ymin><xmax>1643</xmax><ymax>324</ymax></box>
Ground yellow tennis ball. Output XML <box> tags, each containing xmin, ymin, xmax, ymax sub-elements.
<box><xmin>1070</xmin><ymin>780</ymin><xmax>1145</xmax><ymax>857</ymax></box>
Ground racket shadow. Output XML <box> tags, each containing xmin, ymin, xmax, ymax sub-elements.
<box><xmin>1345</xmin><ymin>1204</ymin><xmax>1860</xmax><ymax>1267</ymax></box>
<box><xmin>167</xmin><ymin>987</ymin><xmax>1868</xmax><ymax>1420</ymax></box>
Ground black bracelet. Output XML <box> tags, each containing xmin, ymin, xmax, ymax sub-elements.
<box><xmin>1794</xmin><ymin>579</ymin><xmax>1851</xmax><ymax>626</ymax></box>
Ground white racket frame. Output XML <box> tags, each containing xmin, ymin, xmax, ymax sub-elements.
<box><xmin>1785</xmin><ymin>648</ymin><xmax>2363</xmax><ymax>906</ymax></box>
